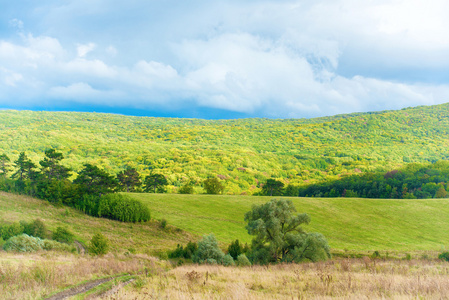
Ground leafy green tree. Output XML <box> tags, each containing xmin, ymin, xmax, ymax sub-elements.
<box><xmin>203</xmin><ymin>178</ymin><xmax>224</xmax><ymax>194</ymax></box>
<box><xmin>144</xmin><ymin>173</ymin><xmax>168</xmax><ymax>193</ymax></box>
<box><xmin>117</xmin><ymin>167</ymin><xmax>141</xmax><ymax>192</ymax></box>
<box><xmin>39</xmin><ymin>149</ymin><xmax>71</xmax><ymax>181</ymax></box>
<box><xmin>262</xmin><ymin>179</ymin><xmax>284</xmax><ymax>196</ymax></box>
<box><xmin>0</xmin><ymin>154</ymin><xmax>11</xmax><ymax>177</ymax></box>
<box><xmin>74</xmin><ymin>164</ymin><xmax>117</xmax><ymax>196</ymax></box>
<box><xmin>244</xmin><ymin>199</ymin><xmax>330</xmax><ymax>264</ymax></box>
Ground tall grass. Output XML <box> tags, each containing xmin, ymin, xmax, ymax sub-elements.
<box><xmin>112</xmin><ymin>259</ymin><xmax>449</xmax><ymax>299</ymax></box>
<box><xmin>0</xmin><ymin>251</ymin><xmax>165</xmax><ymax>300</ymax></box>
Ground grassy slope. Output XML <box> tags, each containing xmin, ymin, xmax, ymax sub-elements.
<box><xmin>131</xmin><ymin>193</ymin><xmax>449</xmax><ymax>252</ymax></box>
<box><xmin>0</xmin><ymin>192</ymin><xmax>193</xmax><ymax>254</ymax></box>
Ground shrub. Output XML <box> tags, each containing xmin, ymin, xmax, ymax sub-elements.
<box><xmin>438</xmin><ymin>252</ymin><xmax>449</xmax><ymax>261</ymax></box>
<box><xmin>160</xmin><ymin>219</ymin><xmax>167</xmax><ymax>229</ymax></box>
<box><xmin>21</xmin><ymin>218</ymin><xmax>47</xmax><ymax>239</ymax></box>
<box><xmin>1</xmin><ymin>222</ymin><xmax>24</xmax><ymax>241</ymax></box>
<box><xmin>89</xmin><ymin>233</ymin><xmax>109</xmax><ymax>255</ymax></box>
<box><xmin>237</xmin><ymin>254</ymin><xmax>251</xmax><ymax>266</ymax></box>
<box><xmin>98</xmin><ymin>193</ymin><xmax>150</xmax><ymax>222</ymax></box>
<box><xmin>192</xmin><ymin>234</ymin><xmax>224</xmax><ymax>264</ymax></box>
<box><xmin>222</xmin><ymin>254</ymin><xmax>235</xmax><ymax>266</ymax></box>
<box><xmin>42</xmin><ymin>239</ymin><xmax>75</xmax><ymax>252</ymax></box>
<box><xmin>179</xmin><ymin>183</ymin><xmax>194</xmax><ymax>194</ymax></box>
<box><xmin>3</xmin><ymin>234</ymin><xmax>43</xmax><ymax>252</ymax></box>
<box><xmin>227</xmin><ymin>239</ymin><xmax>243</xmax><ymax>260</ymax></box>
<box><xmin>168</xmin><ymin>241</ymin><xmax>198</xmax><ymax>259</ymax></box>
<box><xmin>52</xmin><ymin>227</ymin><xmax>74</xmax><ymax>243</ymax></box>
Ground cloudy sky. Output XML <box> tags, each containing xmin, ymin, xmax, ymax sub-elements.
<box><xmin>1</xmin><ymin>0</ymin><xmax>448</xmax><ymax>119</ymax></box>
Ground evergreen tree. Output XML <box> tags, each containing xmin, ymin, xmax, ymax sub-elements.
<box><xmin>0</xmin><ymin>154</ymin><xmax>11</xmax><ymax>177</ymax></box>
<box><xmin>74</xmin><ymin>163</ymin><xmax>117</xmax><ymax>195</ymax></box>
<box><xmin>117</xmin><ymin>167</ymin><xmax>141</xmax><ymax>192</ymax></box>
<box><xmin>39</xmin><ymin>149</ymin><xmax>71</xmax><ymax>181</ymax></box>
<box><xmin>144</xmin><ymin>173</ymin><xmax>168</xmax><ymax>193</ymax></box>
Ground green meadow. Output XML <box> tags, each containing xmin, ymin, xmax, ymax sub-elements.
<box><xmin>131</xmin><ymin>193</ymin><xmax>449</xmax><ymax>253</ymax></box>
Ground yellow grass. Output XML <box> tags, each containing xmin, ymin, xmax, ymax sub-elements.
<box><xmin>0</xmin><ymin>251</ymin><xmax>167</xmax><ymax>300</ymax></box>
<box><xmin>110</xmin><ymin>259</ymin><xmax>449</xmax><ymax>299</ymax></box>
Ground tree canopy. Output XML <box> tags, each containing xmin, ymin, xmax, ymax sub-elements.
<box><xmin>245</xmin><ymin>199</ymin><xmax>330</xmax><ymax>264</ymax></box>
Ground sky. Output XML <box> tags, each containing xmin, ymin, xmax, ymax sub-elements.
<box><xmin>0</xmin><ymin>0</ymin><xmax>449</xmax><ymax>119</ymax></box>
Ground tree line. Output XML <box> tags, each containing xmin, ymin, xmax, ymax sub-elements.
<box><xmin>0</xmin><ymin>150</ymin><xmax>150</xmax><ymax>222</ymax></box>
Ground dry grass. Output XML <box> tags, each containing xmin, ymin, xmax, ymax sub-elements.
<box><xmin>108</xmin><ymin>258</ymin><xmax>449</xmax><ymax>299</ymax></box>
<box><xmin>0</xmin><ymin>251</ymin><xmax>167</xmax><ymax>300</ymax></box>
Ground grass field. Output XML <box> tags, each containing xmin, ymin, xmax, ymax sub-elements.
<box><xmin>0</xmin><ymin>192</ymin><xmax>193</xmax><ymax>254</ymax></box>
<box><xmin>130</xmin><ymin>193</ymin><xmax>449</xmax><ymax>253</ymax></box>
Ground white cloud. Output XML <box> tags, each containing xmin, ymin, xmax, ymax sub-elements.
<box><xmin>77</xmin><ymin>43</ymin><xmax>96</xmax><ymax>58</ymax></box>
<box><xmin>0</xmin><ymin>0</ymin><xmax>449</xmax><ymax>117</ymax></box>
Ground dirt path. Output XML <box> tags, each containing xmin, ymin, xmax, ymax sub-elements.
<box><xmin>44</xmin><ymin>277</ymin><xmax>115</xmax><ymax>300</ymax></box>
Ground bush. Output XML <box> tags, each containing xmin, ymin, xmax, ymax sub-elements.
<box><xmin>21</xmin><ymin>218</ymin><xmax>47</xmax><ymax>239</ymax></box>
<box><xmin>227</xmin><ymin>239</ymin><xmax>243</xmax><ymax>260</ymax></box>
<box><xmin>52</xmin><ymin>227</ymin><xmax>74</xmax><ymax>243</ymax></box>
<box><xmin>89</xmin><ymin>233</ymin><xmax>109</xmax><ymax>255</ymax></box>
<box><xmin>179</xmin><ymin>183</ymin><xmax>194</xmax><ymax>194</ymax></box>
<box><xmin>1</xmin><ymin>222</ymin><xmax>24</xmax><ymax>241</ymax></box>
<box><xmin>168</xmin><ymin>241</ymin><xmax>198</xmax><ymax>259</ymax></box>
<box><xmin>3</xmin><ymin>234</ymin><xmax>43</xmax><ymax>252</ymax></box>
<box><xmin>222</xmin><ymin>254</ymin><xmax>235</xmax><ymax>266</ymax></box>
<box><xmin>42</xmin><ymin>239</ymin><xmax>75</xmax><ymax>252</ymax></box>
<box><xmin>192</xmin><ymin>234</ymin><xmax>224</xmax><ymax>264</ymax></box>
<box><xmin>237</xmin><ymin>254</ymin><xmax>251</xmax><ymax>266</ymax></box>
<box><xmin>438</xmin><ymin>252</ymin><xmax>449</xmax><ymax>261</ymax></box>
<box><xmin>98</xmin><ymin>193</ymin><xmax>150</xmax><ymax>222</ymax></box>
<box><xmin>160</xmin><ymin>219</ymin><xmax>167</xmax><ymax>229</ymax></box>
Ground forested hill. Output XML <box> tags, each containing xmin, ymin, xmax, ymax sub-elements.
<box><xmin>1</xmin><ymin>103</ymin><xmax>449</xmax><ymax>194</ymax></box>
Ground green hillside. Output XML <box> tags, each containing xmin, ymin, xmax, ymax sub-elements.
<box><xmin>131</xmin><ymin>193</ymin><xmax>449</xmax><ymax>253</ymax></box>
<box><xmin>0</xmin><ymin>192</ymin><xmax>193</xmax><ymax>254</ymax></box>
<box><xmin>1</xmin><ymin>103</ymin><xmax>449</xmax><ymax>194</ymax></box>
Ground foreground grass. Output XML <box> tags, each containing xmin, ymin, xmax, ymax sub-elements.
<box><xmin>0</xmin><ymin>192</ymin><xmax>194</xmax><ymax>254</ymax></box>
<box><xmin>0</xmin><ymin>251</ymin><xmax>166</xmax><ymax>300</ymax></box>
<box><xmin>132</xmin><ymin>193</ymin><xmax>449</xmax><ymax>252</ymax></box>
<box><xmin>110</xmin><ymin>259</ymin><xmax>449</xmax><ymax>299</ymax></box>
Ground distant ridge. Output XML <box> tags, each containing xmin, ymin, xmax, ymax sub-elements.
<box><xmin>1</xmin><ymin>102</ymin><xmax>448</xmax><ymax>194</ymax></box>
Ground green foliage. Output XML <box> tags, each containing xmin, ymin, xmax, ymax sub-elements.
<box><xmin>73</xmin><ymin>163</ymin><xmax>117</xmax><ymax>196</ymax></box>
<box><xmin>21</xmin><ymin>218</ymin><xmax>47</xmax><ymax>239</ymax></box>
<box><xmin>0</xmin><ymin>153</ymin><xmax>11</xmax><ymax>177</ymax></box>
<box><xmin>144</xmin><ymin>173</ymin><xmax>168</xmax><ymax>193</ymax></box>
<box><xmin>227</xmin><ymin>239</ymin><xmax>243</xmax><ymax>260</ymax></box>
<box><xmin>222</xmin><ymin>254</ymin><xmax>235</xmax><ymax>266</ymax></box>
<box><xmin>1</xmin><ymin>222</ymin><xmax>24</xmax><ymax>241</ymax></box>
<box><xmin>98</xmin><ymin>193</ymin><xmax>150</xmax><ymax>222</ymax></box>
<box><xmin>117</xmin><ymin>167</ymin><xmax>141</xmax><ymax>192</ymax></box>
<box><xmin>236</xmin><ymin>254</ymin><xmax>251</xmax><ymax>266</ymax></box>
<box><xmin>160</xmin><ymin>218</ymin><xmax>167</xmax><ymax>229</ymax></box>
<box><xmin>193</xmin><ymin>234</ymin><xmax>225</xmax><ymax>264</ymax></box>
<box><xmin>245</xmin><ymin>198</ymin><xmax>330</xmax><ymax>264</ymax></box>
<box><xmin>52</xmin><ymin>227</ymin><xmax>74</xmax><ymax>243</ymax></box>
<box><xmin>203</xmin><ymin>178</ymin><xmax>224</xmax><ymax>195</ymax></box>
<box><xmin>168</xmin><ymin>241</ymin><xmax>198</xmax><ymax>259</ymax></box>
<box><xmin>299</xmin><ymin>161</ymin><xmax>449</xmax><ymax>199</ymax></box>
<box><xmin>262</xmin><ymin>179</ymin><xmax>284</xmax><ymax>196</ymax></box>
<box><xmin>179</xmin><ymin>182</ymin><xmax>194</xmax><ymax>194</ymax></box>
<box><xmin>3</xmin><ymin>234</ymin><xmax>74</xmax><ymax>252</ymax></box>
<box><xmin>3</xmin><ymin>234</ymin><xmax>43</xmax><ymax>252</ymax></box>
<box><xmin>438</xmin><ymin>252</ymin><xmax>449</xmax><ymax>261</ymax></box>
<box><xmin>3</xmin><ymin>104</ymin><xmax>449</xmax><ymax>195</ymax></box>
<box><xmin>89</xmin><ymin>233</ymin><xmax>109</xmax><ymax>255</ymax></box>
